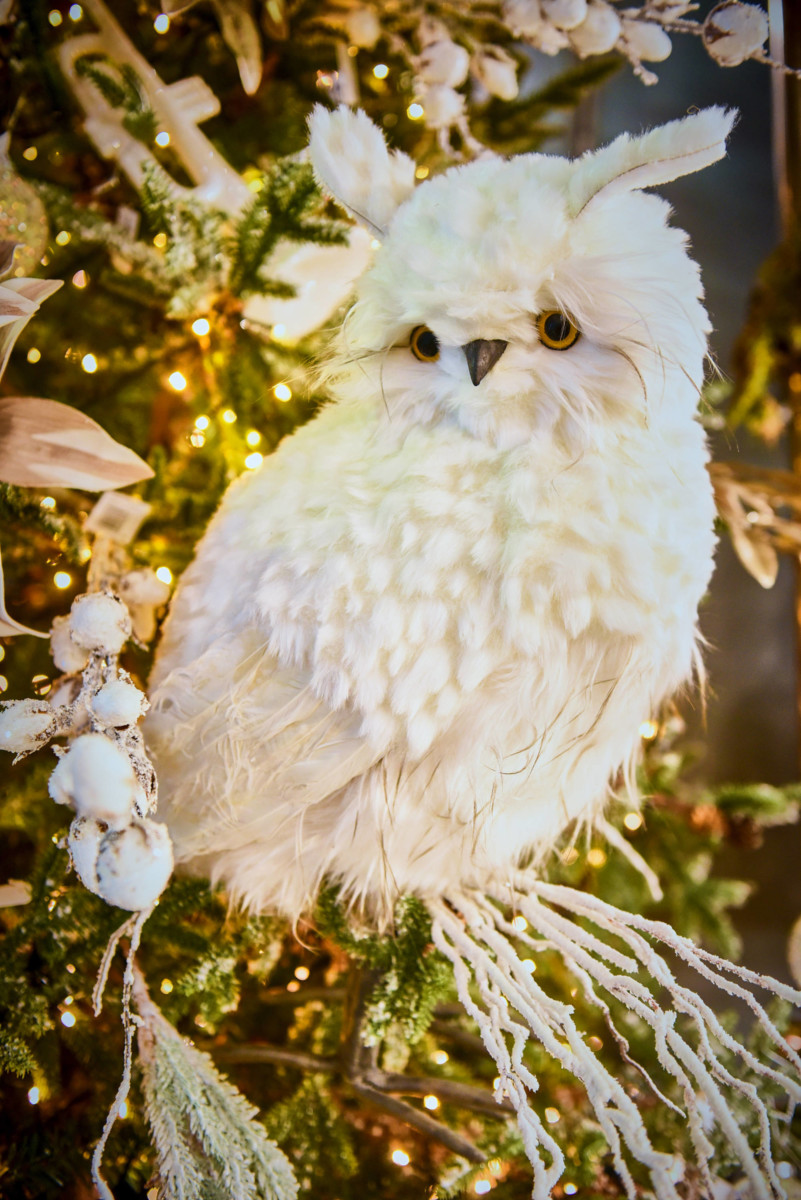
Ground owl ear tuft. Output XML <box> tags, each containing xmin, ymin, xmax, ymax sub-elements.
<box><xmin>308</xmin><ymin>105</ymin><xmax>417</xmax><ymax>239</ymax></box>
<box><xmin>569</xmin><ymin>106</ymin><xmax>737</xmax><ymax>215</ymax></box>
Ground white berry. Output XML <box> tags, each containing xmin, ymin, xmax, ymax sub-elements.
<box><xmin>621</xmin><ymin>17</ymin><xmax>673</xmax><ymax>62</ymax></box>
<box><xmin>118</xmin><ymin>568</ymin><xmax>171</xmax><ymax>608</ymax></box>
<box><xmin>69</xmin><ymin>593</ymin><xmax>131</xmax><ymax>656</ymax></box>
<box><xmin>91</xmin><ymin>680</ymin><xmax>147</xmax><ymax>728</ymax></box>
<box><xmin>342</xmin><ymin>7</ymin><xmax>381</xmax><ymax>49</ymax></box>
<box><xmin>95</xmin><ymin>819</ymin><xmax>174</xmax><ymax>910</ymax></box>
<box><xmin>50</xmin><ymin>614</ymin><xmax>90</xmax><ymax>673</ymax></box>
<box><xmin>416</xmin><ymin>40</ymin><xmax>470</xmax><ymax>88</ymax></box>
<box><xmin>420</xmin><ymin>85</ymin><xmax>466</xmax><ymax>129</ymax></box>
<box><xmin>0</xmin><ymin>700</ymin><xmax>53</xmax><ymax>754</ymax></box>
<box><xmin>471</xmin><ymin>46</ymin><xmax>520</xmax><ymax>100</ymax></box>
<box><xmin>542</xmin><ymin>0</ymin><xmax>588</xmax><ymax>31</ymax></box>
<box><xmin>569</xmin><ymin>0</ymin><xmax>623</xmax><ymax>55</ymax></box>
<box><xmin>48</xmin><ymin>733</ymin><xmax>139</xmax><ymax>829</ymax></box>
<box><xmin>68</xmin><ymin>815</ymin><xmax>105</xmax><ymax>893</ymax></box>
<box><xmin>703</xmin><ymin>1</ymin><xmax>768</xmax><ymax>66</ymax></box>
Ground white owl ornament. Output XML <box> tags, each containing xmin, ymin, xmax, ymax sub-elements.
<box><xmin>146</xmin><ymin>107</ymin><xmax>801</xmax><ymax>1199</ymax></box>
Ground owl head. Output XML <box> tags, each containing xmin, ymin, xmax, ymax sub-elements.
<box><xmin>309</xmin><ymin>105</ymin><xmax>735</xmax><ymax>450</ymax></box>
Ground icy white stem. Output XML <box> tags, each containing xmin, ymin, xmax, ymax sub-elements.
<box><xmin>431</xmin><ymin>873</ymin><xmax>801</xmax><ymax>1200</ymax></box>
<box><xmin>597</xmin><ymin>817</ymin><xmax>664</xmax><ymax>901</ymax></box>
<box><xmin>90</xmin><ymin>908</ymin><xmax>152</xmax><ymax>1200</ymax></box>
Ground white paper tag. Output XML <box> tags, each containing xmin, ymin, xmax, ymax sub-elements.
<box><xmin>84</xmin><ymin>491</ymin><xmax>151</xmax><ymax>544</ymax></box>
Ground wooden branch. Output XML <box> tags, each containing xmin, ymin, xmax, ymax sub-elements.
<box><xmin>362</xmin><ymin>1067</ymin><xmax>514</xmax><ymax>1118</ymax></box>
<box><xmin>214</xmin><ymin>1045</ymin><xmax>335</xmax><ymax>1073</ymax></box>
<box><xmin>348</xmin><ymin>1077</ymin><xmax>486</xmax><ymax>1164</ymax></box>
<box><xmin>429</xmin><ymin>1017</ymin><xmax>488</xmax><ymax>1054</ymax></box>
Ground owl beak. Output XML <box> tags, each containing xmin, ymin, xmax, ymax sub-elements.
<box><xmin>462</xmin><ymin>339</ymin><xmax>508</xmax><ymax>386</ymax></box>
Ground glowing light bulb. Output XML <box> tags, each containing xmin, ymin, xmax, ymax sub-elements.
<box><xmin>154</xmin><ymin>13</ymin><xmax>169</xmax><ymax>32</ymax></box>
<box><xmin>72</xmin><ymin>270</ymin><xmax>88</xmax><ymax>288</ymax></box>
<box><xmin>156</xmin><ymin>567</ymin><xmax>173</xmax><ymax>585</ymax></box>
<box><xmin>55</xmin><ymin>230</ymin><xmax>71</xmax><ymax>246</ymax></box>
<box><xmin>81</xmin><ymin>353</ymin><xmax>98</xmax><ymax>374</ymax></box>
<box><xmin>564</xmin><ymin>1185</ymin><xmax>578</xmax><ymax>1196</ymax></box>
<box><xmin>28</xmin><ymin>1086</ymin><xmax>40</xmax><ymax>1104</ymax></box>
<box><xmin>23</xmin><ymin>146</ymin><xmax>38</xmax><ymax>161</ymax></box>
<box><xmin>222</xmin><ymin>409</ymin><xmax>236</xmax><ymax>423</ymax></box>
<box><xmin>168</xmin><ymin>371</ymin><xmax>187</xmax><ymax>392</ymax></box>
<box><xmin>522</xmin><ymin>958</ymin><xmax>536</xmax><ymax>973</ymax></box>
<box><xmin>294</xmin><ymin>966</ymin><xmax>310</xmax><ymax>980</ymax></box>
<box><xmin>512</xmin><ymin>915</ymin><xmax>527</xmax><ymax>932</ymax></box>
<box><xmin>272</xmin><ymin>323</ymin><xmax>287</xmax><ymax>340</ymax></box>
<box><xmin>155</xmin><ymin>131</ymin><xmax>171</xmax><ymax>147</ymax></box>
<box><xmin>61</xmin><ymin>1010</ymin><xmax>76</xmax><ymax>1027</ymax></box>
<box><xmin>639</xmin><ymin>719</ymin><xmax>658</xmax><ymax>739</ymax></box>
<box><xmin>587</xmin><ymin>847</ymin><xmax>607</xmax><ymax>867</ymax></box>
<box><xmin>245</xmin><ymin>452</ymin><xmax>263</xmax><ymax>470</ymax></box>
<box><xmin>54</xmin><ymin>571</ymin><xmax>72</xmax><ymax>589</ymax></box>
<box><xmin>160</xmin><ymin>978</ymin><xmax>174</xmax><ymax>994</ymax></box>
<box><xmin>391</xmin><ymin>1150</ymin><xmax>410</xmax><ymax>1166</ymax></box>
<box><xmin>623</xmin><ymin>811</ymin><xmax>643</xmax><ymax>831</ymax></box>
<box><xmin>407</xmin><ymin>103</ymin><xmax>424</xmax><ymax>120</ymax></box>
<box><xmin>192</xmin><ymin>318</ymin><xmax>210</xmax><ymax>336</ymax></box>
<box><xmin>561</xmin><ymin>846</ymin><xmax>579</xmax><ymax>865</ymax></box>
<box><xmin>27</xmin><ymin>347</ymin><xmax>41</xmax><ymax>363</ymax></box>
<box><xmin>48</xmin><ymin>9</ymin><xmax>63</xmax><ymax>25</ymax></box>
<box><xmin>373</xmin><ymin>63</ymin><xmax>389</xmax><ymax>78</ymax></box>
<box><xmin>415</xmin><ymin>165</ymin><xmax>429</xmax><ymax>179</ymax></box>
<box><xmin>286</xmin><ymin>980</ymin><xmax>300</xmax><ymax>993</ymax></box>
<box><xmin>64</xmin><ymin>995</ymin><xmax>74</xmax><ymax>1005</ymax></box>
<box><xmin>432</xmin><ymin>1050</ymin><xmax>448</xmax><ymax>1065</ymax></box>
<box><xmin>69</xmin><ymin>4</ymin><xmax>83</xmax><ymax>18</ymax></box>
<box><xmin>423</xmin><ymin>1094</ymin><xmax>439</xmax><ymax>1110</ymax></box>
<box><xmin>153</xmin><ymin>232</ymin><xmax>168</xmax><ymax>249</ymax></box>
<box><xmin>544</xmin><ymin>1107</ymin><xmax>560</xmax><ymax>1124</ymax></box>
<box><xmin>195</xmin><ymin>415</ymin><xmax>210</xmax><ymax>430</ymax></box>
<box><xmin>475</xmin><ymin>1183</ymin><xmax>491</xmax><ymax>1195</ymax></box>
<box><xmin>118</xmin><ymin>1100</ymin><xmax>128</xmax><ymax>1117</ymax></box>
<box><xmin>246</xmin><ymin>430</ymin><xmax>261</xmax><ymax>446</ymax></box>
<box><xmin>273</xmin><ymin>383</ymin><xmax>292</xmax><ymax>402</ymax></box>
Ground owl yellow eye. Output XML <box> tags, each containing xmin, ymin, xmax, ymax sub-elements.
<box><xmin>410</xmin><ymin>325</ymin><xmax>440</xmax><ymax>362</ymax></box>
<box><xmin>537</xmin><ymin>310</ymin><xmax>580</xmax><ymax>351</ymax></box>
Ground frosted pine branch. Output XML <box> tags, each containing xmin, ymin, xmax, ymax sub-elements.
<box><xmin>133</xmin><ymin>967</ymin><xmax>298</xmax><ymax>1200</ymax></box>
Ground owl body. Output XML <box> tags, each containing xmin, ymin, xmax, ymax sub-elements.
<box><xmin>146</xmin><ymin>107</ymin><xmax>729</xmax><ymax>920</ymax></box>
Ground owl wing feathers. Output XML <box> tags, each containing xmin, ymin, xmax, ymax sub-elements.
<box><xmin>148</xmin><ymin>625</ymin><xmax>382</xmax><ymax>886</ymax></box>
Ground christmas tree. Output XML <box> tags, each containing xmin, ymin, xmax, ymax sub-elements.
<box><xmin>1</xmin><ymin>3</ymin><xmax>800</xmax><ymax>1198</ymax></box>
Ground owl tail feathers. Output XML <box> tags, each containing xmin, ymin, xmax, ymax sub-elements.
<box><xmin>430</xmin><ymin>878</ymin><xmax>801</xmax><ymax>1200</ymax></box>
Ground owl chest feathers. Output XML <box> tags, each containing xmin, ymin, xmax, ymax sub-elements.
<box><xmin>205</xmin><ymin>398</ymin><xmax>714</xmax><ymax>761</ymax></box>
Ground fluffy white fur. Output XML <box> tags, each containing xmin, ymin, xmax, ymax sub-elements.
<box><xmin>146</xmin><ymin>107</ymin><xmax>728</xmax><ymax>922</ymax></box>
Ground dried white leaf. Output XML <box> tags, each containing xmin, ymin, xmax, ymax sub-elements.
<box><xmin>0</xmin><ymin>397</ymin><xmax>153</xmax><ymax>490</ymax></box>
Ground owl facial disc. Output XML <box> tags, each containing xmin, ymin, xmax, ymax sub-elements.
<box><xmin>462</xmin><ymin>338</ymin><xmax>508</xmax><ymax>386</ymax></box>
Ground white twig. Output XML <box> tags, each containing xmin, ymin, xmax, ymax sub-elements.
<box><xmin>90</xmin><ymin>907</ymin><xmax>152</xmax><ymax>1200</ymax></box>
<box><xmin>598</xmin><ymin>817</ymin><xmax>664</xmax><ymax>901</ymax></box>
<box><xmin>432</xmin><ymin>872</ymin><xmax>801</xmax><ymax>1200</ymax></box>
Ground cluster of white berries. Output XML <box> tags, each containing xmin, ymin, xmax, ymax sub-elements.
<box><xmin>0</xmin><ymin>570</ymin><xmax>173</xmax><ymax>912</ymax></box>
<box><xmin>413</xmin><ymin>16</ymin><xmax>520</xmax><ymax>140</ymax></box>
<box><xmin>503</xmin><ymin>0</ymin><xmax>768</xmax><ymax>87</ymax></box>
<box><xmin>395</xmin><ymin>0</ymin><xmax>773</xmax><ymax>141</ymax></box>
